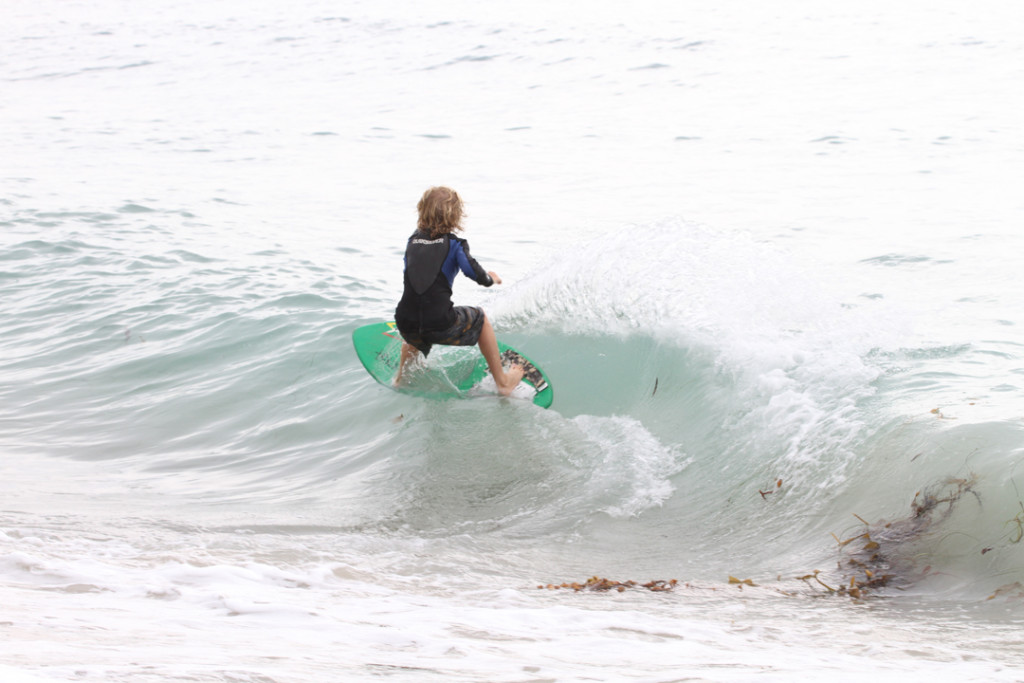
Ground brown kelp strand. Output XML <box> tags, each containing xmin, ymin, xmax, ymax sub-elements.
<box><xmin>539</xmin><ymin>577</ymin><xmax>680</xmax><ymax>593</ymax></box>
<box><xmin>541</xmin><ymin>475</ymin><xmax>994</xmax><ymax>602</ymax></box>
<box><xmin>821</xmin><ymin>474</ymin><xmax>981</xmax><ymax>599</ymax></box>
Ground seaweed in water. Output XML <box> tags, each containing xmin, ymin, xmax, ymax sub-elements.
<box><xmin>540</xmin><ymin>475</ymin><xmax>987</xmax><ymax>601</ymax></box>
<box><xmin>539</xmin><ymin>577</ymin><xmax>679</xmax><ymax>593</ymax></box>
<box><xmin>818</xmin><ymin>474</ymin><xmax>980</xmax><ymax>598</ymax></box>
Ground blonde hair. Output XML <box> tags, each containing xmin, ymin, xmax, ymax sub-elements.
<box><xmin>417</xmin><ymin>186</ymin><xmax>464</xmax><ymax>237</ymax></box>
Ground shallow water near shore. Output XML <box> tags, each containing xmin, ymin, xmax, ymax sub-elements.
<box><xmin>3</xmin><ymin>1</ymin><xmax>1024</xmax><ymax>681</ymax></box>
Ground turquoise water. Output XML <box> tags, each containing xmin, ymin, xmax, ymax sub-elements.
<box><xmin>3</xmin><ymin>1</ymin><xmax>1024</xmax><ymax>681</ymax></box>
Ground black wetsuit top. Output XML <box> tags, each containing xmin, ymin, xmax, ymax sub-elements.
<box><xmin>394</xmin><ymin>230</ymin><xmax>494</xmax><ymax>333</ymax></box>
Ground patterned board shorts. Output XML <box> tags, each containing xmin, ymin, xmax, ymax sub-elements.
<box><xmin>398</xmin><ymin>306</ymin><xmax>485</xmax><ymax>357</ymax></box>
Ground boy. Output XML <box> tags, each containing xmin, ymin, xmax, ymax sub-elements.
<box><xmin>394</xmin><ymin>187</ymin><xmax>524</xmax><ymax>394</ymax></box>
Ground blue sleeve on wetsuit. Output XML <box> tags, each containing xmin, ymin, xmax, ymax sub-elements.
<box><xmin>444</xmin><ymin>237</ymin><xmax>493</xmax><ymax>287</ymax></box>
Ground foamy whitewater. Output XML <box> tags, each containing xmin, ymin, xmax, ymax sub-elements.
<box><xmin>3</xmin><ymin>1</ymin><xmax>1024</xmax><ymax>681</ymax></box>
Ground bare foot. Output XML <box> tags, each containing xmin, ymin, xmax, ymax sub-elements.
<box><xmin>496</xmin><ymin>364</ymin><xmax>525</xmax><ymax>396</ymax></box>
<box><xmin>395</xmin><ymin>342</ymin><xmax>420</xmax><ymax>387</ymax></box>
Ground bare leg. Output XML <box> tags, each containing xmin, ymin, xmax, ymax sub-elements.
<box><xmin>395</xmin><ymin>342</ymin><xmax>421</xmax><ymax>386</ymax></box>
<box><xmin>478</xmin><ymin>315</ymin><xmax>524</xmax><ymax>396</ymax></box>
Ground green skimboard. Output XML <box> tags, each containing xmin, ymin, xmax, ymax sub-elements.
<box><xmin>352</xmin><ymin>321</ymin><xmax>553</xmax><ymax>409</ymax></box>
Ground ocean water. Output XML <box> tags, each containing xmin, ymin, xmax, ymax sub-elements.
<box><xmin>3</xmin><ymin>1</ymin><xmax>1024</xmax><ymax>681</ymax></box>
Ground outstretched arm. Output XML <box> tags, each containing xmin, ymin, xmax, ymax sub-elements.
<box><xmin>454</xmin><ymin>238</ymin><xmax>495</xmax><ymax>286</ymax></box>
